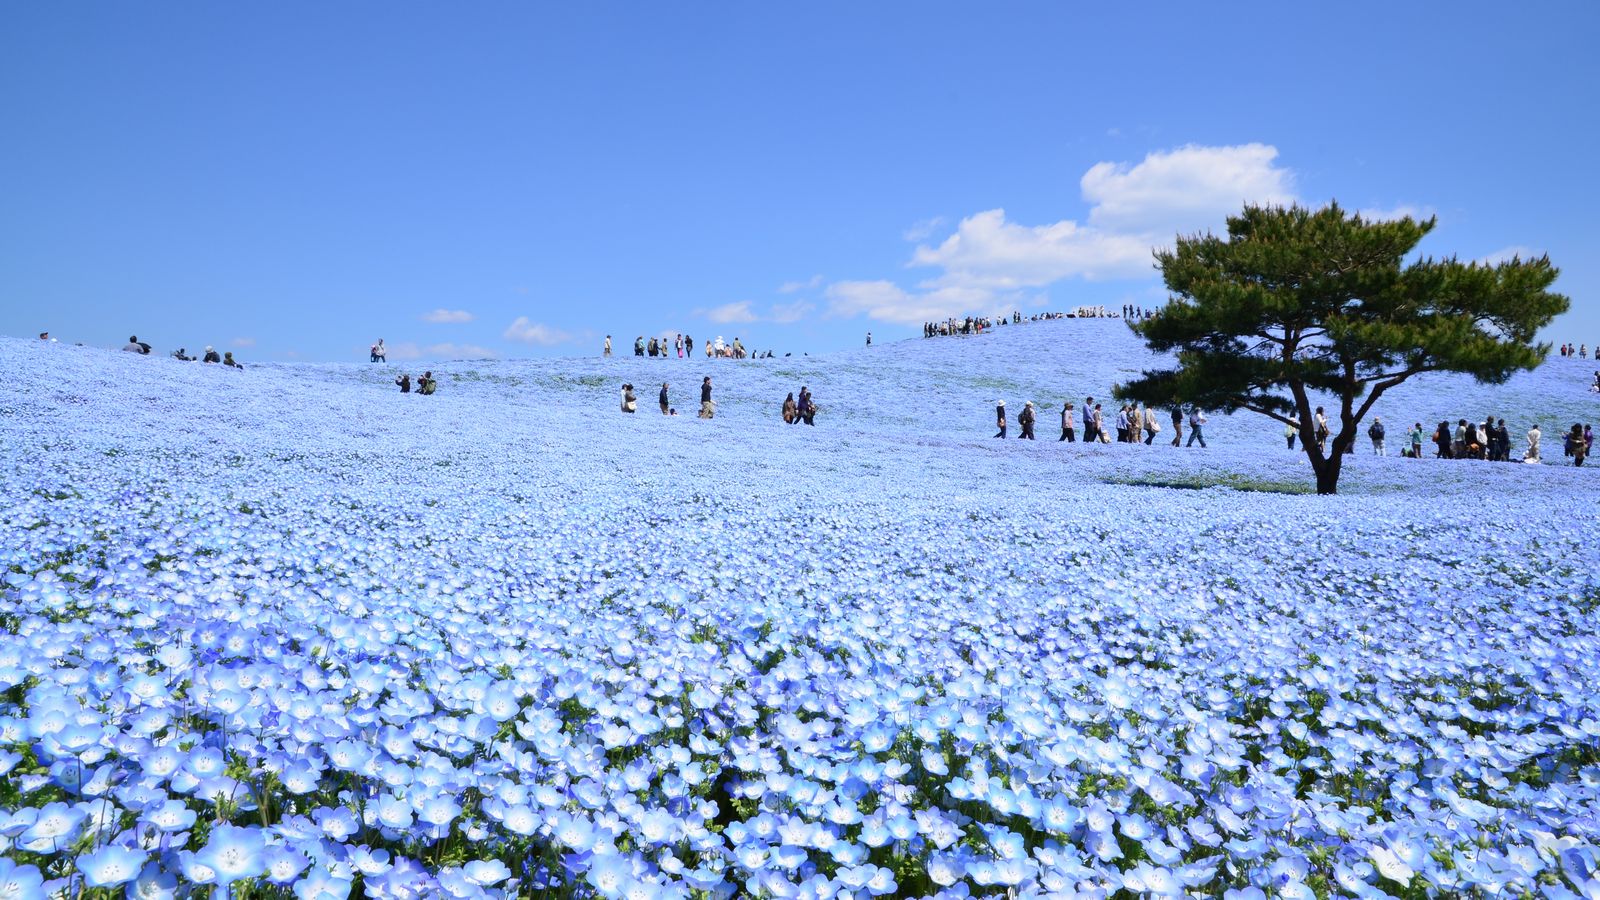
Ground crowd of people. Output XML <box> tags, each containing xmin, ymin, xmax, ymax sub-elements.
<box><xmin>110</xmin><ymin>334</ymin><xmax>245</xmax><ymax>369</ymax></box>
<box><xmin>612</xmin><ymin>377</ymin><xmax>821</xmax><ymax>425</ymax></box>
<box><xmin>922</xmin><ymin>306</ymin><xmax>1160</xmax><ymax>339</ymax></box>
<box><xmin>994</xmin><ymin>398</ymin><xmax>1209</xmax><ymax>447</ymax></box>
<box><xmin>603</xmin><ymin>334</ymin><xmax>785</xmax><ymax>360</ymax></box>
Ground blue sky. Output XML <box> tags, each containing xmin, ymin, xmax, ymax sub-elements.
<box><xmin>3</xmin><ymin>2</ymin><xmax>1596</xmax><ymax>362</ymax></box>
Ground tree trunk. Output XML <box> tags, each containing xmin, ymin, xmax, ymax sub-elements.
<box><xmin>1315</xmin><ymin>452</ymin><xmax>1343</xmax><ymax>495</ymax></box>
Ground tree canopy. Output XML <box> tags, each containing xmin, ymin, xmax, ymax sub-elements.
<box><xmin>1115</xmin><ymin>203</ymin><xmax>1568</xmax><ymax>494</ymax></box>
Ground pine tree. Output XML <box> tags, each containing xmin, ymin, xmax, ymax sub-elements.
<box><xmin>1115</xmin><ymin>203</ymin><xmax>1568</xmax><ymax>494</ymax></box>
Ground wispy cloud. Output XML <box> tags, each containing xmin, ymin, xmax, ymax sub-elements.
<box><xmin>1477</xmin><ymin>245</ymin><xmax>1543</xmax><ymax>266</ymax></box>
<box><xmin>768</xmin><ymin>300</ymin><xmax>815</xmax><ymax>324</ymax></box>
<box><xmin>695</xmin><ymin>301</ymin><xmax>760</xmax><ymax>324</ymax></box>
<box><xmin>421</xmin><ymin>308</ymin><xmax>475</xmax><ymax>324</ymax></box>
<box><xmin>902</xmin><ymin>218</ymin><xmax>947</xmax><ymax>243</ymax></box>
<box><xmin>503</xmin><ymin>317</ymin><xmax>572</xmax><ymax>345</ymax></box>
<box><xmin>231</xmin><ymin>337</ymin><xmax>256</xmax><ymax>348</ymax></box>
<box><xmin>389</xmin><ymin>341</ymin><xmax>499</xmax><ymax>360</ymax></box>
<box><xmin>777</xmin><ymin>274</ymin><xmax>824</xmax><ymax>294</ymax></box>
<box><xmin>1358</xmin><ymin>204</ymin><xmax>1433</xmax><ymax>222</ymax></box>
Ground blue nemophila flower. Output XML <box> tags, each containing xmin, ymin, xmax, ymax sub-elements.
<box><xmin>77</xmin><ymin>844</ymin><xmax>147</xmax><ymax>888</ymax></box>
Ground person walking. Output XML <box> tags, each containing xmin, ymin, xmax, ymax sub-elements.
<box><xmin>1407</xmin><ymin>422</ymin><xmax>1424</xmax><ymax>459</ymax></box>
<box><xmin>659</xmin><ymin>382</ymin><xmax>670</xmax><ymax>415</ymax></box>
<box><xmin>1171</xmin><ymin>407</ymin><xmax>1183</xmax><ymax>447</ymax></box>
<box><xmin>1569</xmin><ymin>424</ymin><xmax>1587</xmax><ymax>466</ymax></box>
<box><xmin>604</xmin><ymin>335</ymin><xmax>612</xmax><ymax>357</ymax></box>
<box><xmin>1082</xmin><ymin>397</ymin><xmax>1098</xmax><ymax>443</ymax></box>
<box><xmin>1060</xmin><ymin>402</ymin><xmax>1075</xmax><ymax>442</ymax></box>
<box><xmin>1114</xmin><ymin>406</ymin><xmax>1130</xmax><ymax>443</ymax></box>
<box><xmin>699</xmin><ymin>377</ymin><xmax>714</xmax><ymax>418</ymax></box>
<box><xmin>675</xmin><ymin>335</ymin><xmax>683</xmax><ymax>358</ymax></box>
<box><xmin>1094</xmin><ymin>404</ymin><xmax>1108</xmax><ymax>443</ymax></box>
<box><xmin>798</xmin><ymin>386</ymin><xmax>815</xmax><ymax>425</ymax></box>
<box><xmin>994</xmin><ymin>400</ymin><xmax>1007</xmax><ymax>438</ymax></box>
<box><xmin>634</xmin><ymin>336</ymin><xmax>645</xmax><ymax>357</ymax></box>
<box><xmin>782</xmin><ymin>392</ymin><xmax>797</xmax><ymax>424</ymax></box>
<box><xmin>1186</xmin><ymin>407</ymin><xmax>1207</xmax><ymax>447</ymax></box>
<box><xmin>1285</xmin><ymin>418</ymin><xmax>1298</xmax><ymax>450</ymax></box>
<box><xmin>1018</xmin><ymin>402</ymin><xmax>1036</xmax><ymax>440</ymax></box>
<box><xmin>1142</xmin><ymin>405</ymin><xmax>1159</xmax><ymax>445</ymax></box>
<box><xmin>1367</xmin><ymin>416</ymin><xmax>1386</xmax><ymax>455</ymax></box>
<box><xmin>685</xmin><ymin>335</ymin><xmax>694</xmax><ymax>357</ymax></box>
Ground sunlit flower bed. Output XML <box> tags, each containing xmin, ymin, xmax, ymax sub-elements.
<box><xmin>1</xmin><ymin>333</ymin><xmax>1598</xmax><ymax>898</ymax></box>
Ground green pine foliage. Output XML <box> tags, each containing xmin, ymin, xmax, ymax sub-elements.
<box><xmin>1116</xmin><ymin>203</ymin><xmax>1568</xmax><ymax>494</ymax></box>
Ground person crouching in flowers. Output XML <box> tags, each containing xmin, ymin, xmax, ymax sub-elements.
<box><xmin>396</xmin><ymin>373</ymin><xmax>411</xmax><ymax>393</ymax></box>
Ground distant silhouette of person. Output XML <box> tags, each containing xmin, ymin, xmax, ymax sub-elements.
<box><xmin>223</xmin><ymin>351</ymin><xmax>243</xmax><ymax>369</ymax></box>
<box><xmin>604</xmin><ymin>335</ymin><xmax>612</xmax><ymax>357</ymax></box>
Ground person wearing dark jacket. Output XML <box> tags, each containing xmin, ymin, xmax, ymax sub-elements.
<box><xmin>798</xmin><ymin>387</ymin><xmax>815</xmax><ymax>425</ymax></box>
<box><xmin>699</xmin><ymin>377</ymin><xmax>714</xmax><ymax>418</ymax></box>
<box><xmin>659</xmin><ymin>382</ymin><xmax>670</xmax><ymax>415</ymax></box>
<box><xmin>1018</xmin><ymin>402</ymin><xmax>1036</xmax><ymax>440</ymax></box>
<box><xmin>994</xmin><ymin>401</ymin><xmax>1007</xmax><ymax>438</ymax></box>
<box><xmin>222</xmin><ymin>351</ymin><xmax>243</xmax><ymax>369</ymax></box>
<box><xmin>396</xmin><ymin>373</ymin><xmax>412</xmax><ymax>393</ymax></box>
<box><xmin>203</xmin><ymin>346</ymin><xmax>221</xmax><ymax>363</ymax></box>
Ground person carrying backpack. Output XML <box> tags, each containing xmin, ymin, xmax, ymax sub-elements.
<box><xmin>1367</xmin><ymin>417</ymin><xmax>1386</xmax><ymax>455</ymax></box>
<box><xmin>1018</xmin><ymin>402</ymin><xmax>1036</xmax><ymax>440</ymax></box>
<box><xmin>1186</xmin><ymin>407</ymin><xmax>1207</xmax><ymax>448</ymax></box>
<box><xmin>418</xmin><ymin>371</ymin><xmax>436</xmax><ymax>395</ymax></box>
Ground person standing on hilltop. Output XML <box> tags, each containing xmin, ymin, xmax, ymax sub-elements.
<box><xmin>1081</xmin><ymin>397</ymin><xmax>1097</xmax><ymax>443</ymax></box>
<box><xmin>685</xmin><ymin>335</ymin><xmax>693</xmax><ymax>357</ymax></box>
<box><xmin>675</xmin><ymin>335</ymin><xmax>683</xmax><ymax>358</ymax></box>
<box><xmin>994</xmin><ymin>400</ymin><xmax>1007</xmax><ymax>438</ymax></box>
<box><xmin>604</xmin><ymin>335</ymin><xmax>612</xmax><ymax>357</ymax></box>
<box><xmin>866</xmin><ymin>331</ymin><xmax>872</xmax><ymax>347</ymax></box>
<box><xmin>634</xmin><ymin>336</ymin><xmax>645</xmax><ymax>357</ymax></box>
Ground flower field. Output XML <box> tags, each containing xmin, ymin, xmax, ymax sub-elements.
<box><xmin>2</xmin><ymin>324</ymin><xmax>1598</xmax><ymax>898</ymax></box>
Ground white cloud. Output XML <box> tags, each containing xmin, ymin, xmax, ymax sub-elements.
<box><xmin>1082</xmin><ymin>142</ymin><xmax>1296</xmax><ymax>235</ymax></box>
<box><xmin>503</xmin><ymin>317</ymin><xmax>572</xmax><ymax>345</ymax></box>
<box><xmin>912</xmin><ymin>209</ymin><xmax>1158</xmax><ymax>287</ymax></box>
<box><xmin>421</xmin><ymin>308</ymin><xmax>475</xmax><ymax>324</ymax></box>
<box><xmin>231</xmin><ymin>337</ymin><xmax>256</xmax><ymax>348</ymax></box>
<box><xmin>696</xmin><ymin>301</ymin><xmax>759</xmax><ymax>324</ymax></box>
<box><xmin>827</xmin><ymin>142</ymin><xmax>1301</xmax><ymax>324</ymax></box>
<box><xmin>768</xmin><ymin>300</ymin><xmax>815</xmax><ymax>324</ymax></box>
<box><xmin>1478</xmin><ymin>245</ymin><xmax>1543</xmax><ymax>266</ymax></box>
<box><xmin>778</xmin><ymin>274</ymin><xmax>824</xmax><ymax>294</ymax></box>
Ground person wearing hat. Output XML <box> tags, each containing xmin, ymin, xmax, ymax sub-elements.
<box><xmin>1018</xmin><ymin>401</ymin><xmax>1036</xmax><ymax>440</ymax></box>
<box><xmin>1060</xmin><ymin>402</ymin><xmax>1075</xmax><ymax>442</ymax></box>
<box><xmin>203</xmin><ymin>346</ymin><xmax>221</xmax><ymax>363</ymax></box>
<box><xmin>994</xmin><ymin>400</ymin><xmax>1007</xmax><ymax>438</ymax></box>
